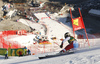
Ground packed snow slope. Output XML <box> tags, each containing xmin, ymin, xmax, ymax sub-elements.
<box><xmin>34</xmin><ymin>13</ymin><xmax>73</xmax><ymax>39</ymax></box>
<box><xmin>0</xmin><ymin>45</ymin><xmax>100</xmax><ymax>64</ymax></box>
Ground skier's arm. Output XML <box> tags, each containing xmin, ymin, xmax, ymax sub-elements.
<box><xmin>60</xmin><ymin>37</ymin><xmax>70</xmax><ymax>48</ymax></box>
<box><xmin>62</xmin><ymin>37</ymin><xmax>70</xmax><ymax>44</ymax></box>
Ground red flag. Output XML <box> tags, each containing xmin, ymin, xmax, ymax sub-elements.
<box><xmin>70</xmin><ymin>8</ymin><xmax>90</xmax><ymax>46</ymax></box>
<box><xmin>72</xmin><ymin>17</ymin><xmax>85</xmax><ymax>31</ymax></box>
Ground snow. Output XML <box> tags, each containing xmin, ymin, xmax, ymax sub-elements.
<box><xmin>34</xmin><ymin>13</ymin><xmax>73</xmax><ymax>39</ymax></box>
<box><xmin>88</xmin><ymin>9</ymin><xmax>100</xmax><ymax>16</ymax></box>
<box><xmin>8</xmin><ymin>34</ymin><xmax>36</xmax><ymax>46</ymax></box>
<box><xmin>0</xmin><ymin>46</ymin><xmax>100</xmax><ymax>64</ymax></box>
<box><xmin>6</xmin><ymin>9</ymin><xmax>17</xmax><ymax>19</ymax></box>
<box><xmin>18</xmin><ymin>19</ymin><xmax>45</xmax><ymax>35</ymax></box>
<box><xmin>0</xmin><ymin>12</ymin><xmax>100</xmax><ymax>64</ymax></box>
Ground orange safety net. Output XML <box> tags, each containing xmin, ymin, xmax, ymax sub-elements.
<box><xmin>2</xmin><ymin>30</ymin><xmax>17</xmax><ymax>35</ymax></box>
<box><xmin>0</xmin><ymin>37</ymin><xmax>21</xmax><ymax>49</ymax></box>
<box><xmin>0</xmin><ymin>30</ymin><xmax>26</xmax><ymax>49</ymax></box>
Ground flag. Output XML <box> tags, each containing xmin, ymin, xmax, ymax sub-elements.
<box><xmin>72</xmin><ymin>17</ymin><xmax>85</xmax><ymax>31</ymax></box>
<box><xmin>70</xmin><ymin>8</ymin><xmax>90</xmax><ymax>46</ymax></box>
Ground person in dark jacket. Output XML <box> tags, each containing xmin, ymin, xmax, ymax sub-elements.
<box><xmin>27</xmin><ymin>49</ymin><xmax>31</xmax><ymax>55</ymax></box>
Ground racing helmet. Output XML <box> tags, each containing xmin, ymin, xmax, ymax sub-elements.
<box><xmin>64</xmin><ymin>32</ymin><xmax>70</xmax><ymax>38</ymax></box>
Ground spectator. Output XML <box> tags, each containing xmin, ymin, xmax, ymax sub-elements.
<box><xmin>3</xmin><ymin>10</ymin><xmax>8</xmax><ymax>18</ymax></box>
<box><xmin>5</xmin><ymin>50</ymin><xmax>8</xmax><ymax>59</ymax></box>
<box><xmin>24</xmin><ymin>46</ymin><xmax>27</xmax><ymax>55</ymax></box>
<box><xmin>19</xmin><ymin>51</ymin><xmax>23</xmax><ymax>57</ymax></box>
<box><xmin>27</xmin><ymin>49</ymin><xmax>31</xmax><ymax>55</ymax></box>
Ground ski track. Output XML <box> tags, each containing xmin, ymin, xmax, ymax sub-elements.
<box><xmin>0</xmin><ymin>46</ymin><xmax>100</xmax><ymax>64</ymax></box>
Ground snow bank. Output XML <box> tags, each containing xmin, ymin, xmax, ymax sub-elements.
<box><xmin>89</xmin><ymin>9</ymin><xmax>100</xmax><ymax>17</ymax></box>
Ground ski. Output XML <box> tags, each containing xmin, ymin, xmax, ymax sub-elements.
<box><xmin>39</xmin><ymin>52</ymin><xmax>74</xmax><ymax>59</ymax></box>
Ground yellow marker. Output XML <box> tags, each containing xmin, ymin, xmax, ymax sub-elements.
<box><xmin>73</xmin><ymin>19</ymin><xmax>79</xmax><ymax>26</ymax></box>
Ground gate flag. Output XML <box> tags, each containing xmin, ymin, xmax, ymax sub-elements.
<box><xmin>70</xmin><ymin>8</ymin><xmax>90</xmax><ymax>46</ymax></box>
<box><xmin>72</xmin><ymin>17</ymin><xmax>85</xmax><ymax>31</ymax></box>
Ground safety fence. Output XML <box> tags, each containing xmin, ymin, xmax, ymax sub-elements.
<box><xmin>0</xmin><ymin>30</ymin><xmax>57</xmax><ymax>55</ymax></box>
<box><xmin>27</xmin><ymin>41</ymin><xmax>61</xmax><ymax>55</ymax></box>
<box><xmin>0</xmin><ymin>30</ymin><xmax>97</xmax><ymax>55</ymax></box>
<box><xmin>0</xmin><ymin>30</ymin><xmax>26</xmax><ymax>49</ymax></box>
<box><xmin>26</xmin><ymin>37</ymin><xmax>97</xmax><ymax>55</ymax></box>
<box><xmin>77</xmin><ymin>38</ymin><xmax>95</xmax><ymax>48</ymax></box>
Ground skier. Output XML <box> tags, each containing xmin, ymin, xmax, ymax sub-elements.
<box><xmin>60</xmin><ymin>32</ymin><xmax>79</xmax><ymax>53</ymax></box>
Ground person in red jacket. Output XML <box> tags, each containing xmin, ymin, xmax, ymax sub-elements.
<box><xmin>60</xmin><ymin>32</ymin><xmax>79</xmax><ymax>53</ymax></box>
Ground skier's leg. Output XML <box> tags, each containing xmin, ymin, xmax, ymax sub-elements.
<box><xmin>68</xmin><ymin>41</ymin><xmax>79</xmax><ymax>52</ymax></box>
<box><xmin>60</xmin><ymin>42</ymin><xmax>74</xmax><ymax>53</ymax></box>
<box><xmin>5</xmin><ymin>54</ymin><xmax>7</xmax><ymax>59</ymax></box>
<box><xmin>7</xmin><ymin>56</ymin><xmax>8</xmax><ymax>59</ymax></box>
<box><xmin>73</xmin><ymin>41</ymin><xmax>79</xmax><ymax>48</ymax></box>
<box><xmin>5</xmin><ymin>56</ymin><xmax>6</xmax><ymax>59</ymax></box>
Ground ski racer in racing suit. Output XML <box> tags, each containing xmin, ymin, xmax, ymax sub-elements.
<box><xmin>60</xmin><ymin>32</ymin><xmax>79</xmax><ymax>53</ymax></box>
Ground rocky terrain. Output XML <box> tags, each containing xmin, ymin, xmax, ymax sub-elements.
<box><xmin>0</xmin><ymin>0</ymin><xmax>31</xmax><ymax>31</ymax></box>
<box><xmin>0</xmin><ymin>0</ymin><xmax>100</xmax><ymax>34</ymax></box>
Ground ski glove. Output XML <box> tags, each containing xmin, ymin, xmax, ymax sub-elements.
<box><xmin>60</xmin><ymin>42</ymin><xmax>63</xmax><ymax>48</ymax></box>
